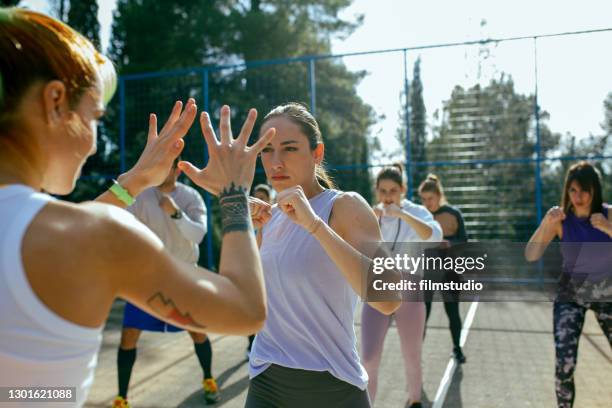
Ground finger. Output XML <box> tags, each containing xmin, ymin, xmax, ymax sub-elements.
<box><xmin>147</xmin><ymin>113</ymin><xmax>158</xmax><ymax>144</ymax></box>
<box><xmin>219</xmin><ymin>105</ymin><xmax>232</xmax><ymax>145</ymax></box>
<box><xmin>173</xmin><ymin>138</ymin><xmax>185</xmax><ymax>155</ymax></box>
<box><xmin>249</xmin><ymin>127</ymin><xmax>276</xmax><ymax>155</ymax></box>
<box><xmin>177</xmin><ymin>160</ymin><xmax>201</xmax><ymax>181</ymax></box>
<box><xmin>167</xmin><ymin>102</ymin><xmax>197</xmax><ymax>142</ymax></box>
<box><xmin>200</xmin><ymin>112</ymin><xmax>220</xmax><ymax>152</ymax></box>
<box><xmin>159</xmin><ymin>100</ymin><xmax>183</xmax><ymax>137</ymax></box>
<box><xmin>261</xmin><ymin>212</ymin><xmax>271</xmax><ymax>224</ymax></box>
<box><xmin>237</xmin><ymin>108</ymin><xmax>257</xmax><ymax>147</ymax></box>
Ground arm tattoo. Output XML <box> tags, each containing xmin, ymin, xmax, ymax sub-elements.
<box><xmin>219</xmin><ymin>182</ymin><xmax>251</xmax><ymax>235</ymax></box>
<box><xmin>147</xmin><ymin>292</ymin><xmax>206</xmax><ymax>329</ymax></box>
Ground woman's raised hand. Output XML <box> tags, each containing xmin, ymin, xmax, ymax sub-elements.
<box><xmin>122</xmin><ymin>99</ymin><xmax>197</xmax><ymax>191</ymax></box>
<box><xmin>179</xmin><ymin>106</ymin><xmax>275</xmax><ymax>195</ymax></box>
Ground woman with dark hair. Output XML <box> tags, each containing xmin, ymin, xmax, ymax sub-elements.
<box><xmin>253</xmin><ymin>184</ymin><xmax>273</xmax><ymax>203</ymax></box>
<box><xmin>526</xmin><ymin>161</ymin><xmax>612</xmax><ymax>408</ymax></box>
<box><xmin>237</xmin><ymin>102</ymin><xmax>401</xmax><ymax>407</ymax></box>
<box><xmin>0</xmin><ymin>8</ymin><xmax>272</xmax><ymax>407</ymax></box>
<box><xmin>419</xmin><ymin>174</ymin><xmax>468</xmax><ymax>363</ymax></box>
<box><xmin>361</xmin><ymin>163</ymin><xmax>443</xmax><ymax>408</ymax></box>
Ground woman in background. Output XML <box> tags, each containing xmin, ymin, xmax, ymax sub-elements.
<box><xmin>362</xmin><ymin>164</ymin><xmax>442</xmax><ymax>408</ymax></box>
<box><xmin>419</xmin><ymin>174</ymin><xmax>468</xmax><ymax>363</ymax></box>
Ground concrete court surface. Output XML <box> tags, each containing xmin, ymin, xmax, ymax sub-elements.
<box><xmin>83</xmin><ymin>300</ymin><xmax>611</xmax><ymax>408</ymax></box>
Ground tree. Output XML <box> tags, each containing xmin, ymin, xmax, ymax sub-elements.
<box><xmin>48</xmin><ymin>0</ymin><xmax>68</xmax><ymax>21</ymax></box>
<box><xmin>0</xmin><ymin>0</ymin><xmax>20</xmax><ymax>7</ymax></box>
<box><xmin>105</xmin><ymin>0</ymin><xmax>375</xmax><ymax>266</ymax></box>
<box><xmin>551</xmin><ymin>92</ymin><xmax>612</xmax><ymax>202</ymax></box>
<box><xmin>410</xmin><ymin>58</ymin><xmax>427</xmax><ymax>192</ymax></box>
<box><xmin>429</xmin><ymin>75</ymin><xmax>560</xmax><ymax>240</ymax></box>
<box><xmin>67</xmin><ymin>0</ymin><xmax>100</xmax><ymax>50</ymax></box>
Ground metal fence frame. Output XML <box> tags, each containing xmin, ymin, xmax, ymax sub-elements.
<box><xmin>115</xmin><ymin>28</ymin><xmax>612</xmax><ymax>269</ymax></box>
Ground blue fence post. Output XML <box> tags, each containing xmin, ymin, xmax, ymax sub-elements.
<box><xmin>308</xmin><ymin>58</ymin><xmax>317</xmax><ymax>115</ymax></box>
<box><xmin>403</xmin><ymin>49</ymin><xmax>412</xmax><ymax>197</ymax></box>
<box><xmin>119</xmin><ymin>77</ymin><xmax>126</xmax><ymax>174</ymax></box>
<box><xmin>202</xmin><ymin>68</ymin><xmax>215</xmax><ymax>271</ymax></box>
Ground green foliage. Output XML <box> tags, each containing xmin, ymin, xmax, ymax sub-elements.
<box><xmin>67</xmin><ymin>0</ymin><xmax>100</xmax><ymax>49</ymax></box>
<box><xmin>428</xmin><ymin>75</ymin><xmax>561</xmax><ymax>240</ymax></box>
<box><xmin>97</xmin><ymin>0</ymin><xmax>374</xmax><ymax>267</ymax></box>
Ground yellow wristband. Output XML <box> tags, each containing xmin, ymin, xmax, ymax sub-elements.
<box><xmin>109</xmin><ymin>180</ymin><xmax>135</xmax><ymax>206</ymax></box>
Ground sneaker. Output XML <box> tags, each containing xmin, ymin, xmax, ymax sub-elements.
<box><xmin>453</xmin><ymin>346</ymin><xmax>466</xmax><ymax>364</ymax></box>
<box><xmin>407</xmin><ymin>402</ymin><xmax>422</xmax><ymax>408</ymax></box>
<box><xmin>203</xmin><ymin>378</ymin><xmax>220</xmax><ymax>404</ymax></box>
<box><xmin>112</xmin><ymin>396</ymin><xmax>131</xmax><ymax>408</ymax></box>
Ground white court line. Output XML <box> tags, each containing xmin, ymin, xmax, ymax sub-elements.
<box><xmin>432</xmin><ymin>300</ymin><xmax>479</xmax><ymax>408</ymax></box>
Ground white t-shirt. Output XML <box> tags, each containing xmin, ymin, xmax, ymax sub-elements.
<box><xmin>128</xmin><ymin>182</ymin><xmax>207</xmax><ymax>264</ymax></box>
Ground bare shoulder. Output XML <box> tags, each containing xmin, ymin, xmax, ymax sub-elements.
<box><xmin>332</xmin><ymin>191</ymin><xmax>372</xmax><ymax>214</ymax></box>
<box><xmin>21</xmin><ymin>200</ymin><xmax>163</xmax><ymax>326</ymax></box>
<box><xmin>329</xmin><ymin>191</ymin><xmax>379</xmax><ymax>236</ymax></box>
<box><xmin>27</xmin><ymin>200</ymin><xmax>163</xmax><ymax>274</ymax></box>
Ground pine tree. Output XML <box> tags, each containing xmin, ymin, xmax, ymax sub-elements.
<box><xmin>409</xmin><ymin>57</ymin><xmax>427</xmax><ymax>194</ymax></box>
<box><xmin>67</xmin><ymin>0</ymin><xmax>100</xmax><ymax>50</ymax></box>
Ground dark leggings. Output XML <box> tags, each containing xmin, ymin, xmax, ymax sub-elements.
<box><xmin>553</xmin><ymin>301</ymin><xmax>611</xmax><ymax>408</ymax></box>
<box><xmin>245</xmin><ymin>364</ymin><xmax>370</xmax><ymax>408</ymax></box>
<box><xmin>425</xmin><ymin>291</ymin><xmax>463</xmax><ymax>348</ymax></box>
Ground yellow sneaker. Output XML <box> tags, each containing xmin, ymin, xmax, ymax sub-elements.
<box><xmin>112</xmin><ymin>396</ymin><xmax>131</xmax><ymax>408</ymax></box>
<box><xmin>202</xmin><ymin>378</ymin><xmax>220</xmax><ymax>404</ymax></box>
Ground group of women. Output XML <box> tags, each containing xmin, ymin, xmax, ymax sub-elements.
<box><xmin>0</xmin><ymin>8</ymin><xmax>610</xmax><ymax>408</ymax></box>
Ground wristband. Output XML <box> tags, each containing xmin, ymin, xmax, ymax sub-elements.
<box><xmin>109</xmin><ymin>179</ymin><xmax>136</xmax><ymax>206</ymax></box>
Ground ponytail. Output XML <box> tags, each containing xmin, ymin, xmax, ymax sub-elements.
<box><xmin>418</xmin><ymin>173</ymin><xmax>447</xmax><ymax>204</ymax></box>
<box><xmin>315</xmin><ymin>164</ymin><xmax>335</xmax><ymax>189</ymax></box>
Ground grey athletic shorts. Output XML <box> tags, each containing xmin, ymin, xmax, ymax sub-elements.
<box><xmin>245</xmin><ymin>364</ymin><xmax>371</xmax><ymax>408</ymax></box>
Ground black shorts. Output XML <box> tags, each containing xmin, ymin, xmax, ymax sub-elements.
<box><xmin>245</xmin><ymin>364</ymin><xmax>371</xmax><ymax>408</ymax></box>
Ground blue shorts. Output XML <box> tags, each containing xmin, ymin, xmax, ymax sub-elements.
<box><xmin>122</xmin><ymin>302</ymin><xmax>183</xmax><ymax>332</ymax></box>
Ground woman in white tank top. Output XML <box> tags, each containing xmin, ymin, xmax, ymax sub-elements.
<box><xmin>245</xmin><ymin>103</ymin><xmax>401</xmax><ymax>408</ymax></box>
<box><xmin>0</xmin><ymin>9</ymin><xmax>274</xmax><ymax>407</ymax></box>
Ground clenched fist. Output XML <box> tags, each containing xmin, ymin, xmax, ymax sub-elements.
<box><xmin>544</xmin><ymin>206</ymin><xmax>566</xmax><ymax>226</ymax></box>
<box><xmin>249</xmin><ymin>196</ymin><xmax>273</xmax><ymax>230</ymax></box>
<box><xmin>276</xmin><ymin>186</ymin><xmax>321</xmax><ymax>234</ymax></box>
<box><xmin>590</xmin><ymin>213</ymin><xmax>612</xmax><ymax>236</ymax></box>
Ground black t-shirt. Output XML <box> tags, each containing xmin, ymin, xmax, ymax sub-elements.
<box><xmin>433</xmin><ymin>204</ymin><xmax>468</xmax><ymax>244</ymax></box>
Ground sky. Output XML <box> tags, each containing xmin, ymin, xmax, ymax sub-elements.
<box><xmin>19</xmin><ymin>0</ymin><xmax>612</xmax><ymax>162</ymax></box>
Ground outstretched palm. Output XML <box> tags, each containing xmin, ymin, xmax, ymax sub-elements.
<box><xmin>129</xmin><ymin>99</ymin><xmax>197</xmax><ymax>188</ymax></box>
<box><xmin>179</xmin><ymin>105</ymin><xmax>276</xmax><ymax>195</ymax></box>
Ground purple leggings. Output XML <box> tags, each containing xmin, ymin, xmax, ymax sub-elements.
<box><xmin>361</xmin><ymin>301</ymin><xmax>425</xmax><ymax>403</ymax></box>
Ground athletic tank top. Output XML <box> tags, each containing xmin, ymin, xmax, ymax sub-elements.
<box><xmin>0</xmin><ymin>185</ymin><xmax>103</xmax><ymax>407</ymax></box>
<box><xmin>560</xmin><ymin>206</ymin><xmax>612</xmax><ymax>281</ymax></box>
<box><xmin>249</xmin><ymin>189</ymin><xmax>368</xmax><ymax>390</ymax></box>
<box><xmin>433</xmin><ymin>204</ymin><xmax>468</xmax><ymax>244</ymax></box>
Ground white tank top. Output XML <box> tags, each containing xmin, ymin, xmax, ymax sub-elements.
<box><xmin>249</xmin><ymin>189</ymin><xmax>368</xmax><ymax>389</ymax></box>
<box><xmin>0</xmin><ymin>185</ymin><xmax>103</xmax><ymax>407</ymax></box>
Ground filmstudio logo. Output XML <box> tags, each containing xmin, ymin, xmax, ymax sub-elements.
<box><xmin>372</xmin><ymin>253</ymin><xmax>488</xmax><ymax>275</ymax></box>
<box><xmin>371</xmin><ymin>253</ymin><xmax>487</xmax><ymax>292</ymax></box>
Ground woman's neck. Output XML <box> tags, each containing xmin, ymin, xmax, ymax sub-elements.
<box><xmin>0</xmin><ymin>154</ymin><xmax>43</xmax><ymax>190</ymax></box>
<box><xmin>572</xmin><ymin>206</ymin><xmax>590</xmax><ymax>218</ymax></box>
<box><xmin>301</xmin><ymin>180</ymin><xmax>325</xmax><ymax>199</ymax></box>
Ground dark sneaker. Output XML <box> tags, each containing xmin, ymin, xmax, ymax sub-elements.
<box><xmin>453</xmin><ymin>346</ymin><xmax>466</xmax><ymax>364</ymax></box>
